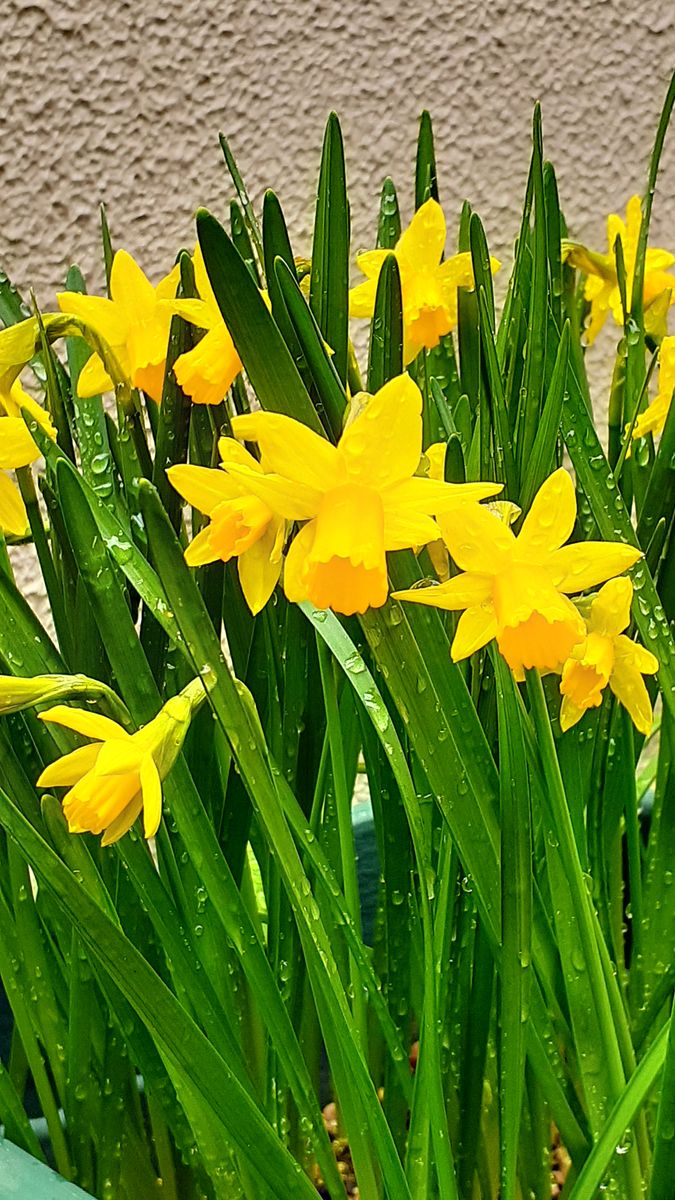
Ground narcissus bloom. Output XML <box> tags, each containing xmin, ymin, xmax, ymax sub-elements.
<box><xmin>560</xmin><ymin>577</ymin><xmax>658</xmax><ymax>734</ymax></box>
<box><xmin>564</xmin><ymin>196</ymin><xmax>675</xmax><ymax>344</ymax></box>
<box><xmin>168</xmin><ymin>244</ymin><xmax>243</xmax><ymax>406</ymax></box>
<box><xmin>57</xmin><ymin>250</ymin><xmax>179</xmax><ymax>403</ymax></box>
<box><xmin>349</xmin><ymin>199</ymin><xmax>500</xmax><ymax>364</ymax></box>
<box><xmin>168</xmin><ymin>439</ymin><xmax>286</xmax><ymax>615</ymax></box>
<box><xmin>224</xmin><ymin>375</ymin><xmax>501</xmax><ymax>616</ymax></box>
<box><xmin>393</xmin><ymin>468</ymin><xmax>642</xmax><ymax>676</ymax></box>
<box><xmin>37</xmin><ymin>679</ymin><xmax>205</xmax><ymax>845</ymax></box>
<box><xmin>0</xmin><ymin>381</ymin><xmax>56</xmax><ymax>537</ymax></box>
<box><xmin>632</xmin><ymin>334</ymin><xmax>675</xmax><ymax>441</ymax></box>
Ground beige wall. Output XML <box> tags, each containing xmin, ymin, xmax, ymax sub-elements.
<box><xmin>3</xmin><ymin>0</ymin><xmax>675</xmax><ymax>616</ymax></box>
<box><xmin>3</xmin><ymin>0</ymin><xmax>675</xmax><ymax>302</ymax></box>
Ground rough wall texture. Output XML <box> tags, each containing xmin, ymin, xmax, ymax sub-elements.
<box><xmin>3</xmin><ymin>0</ymin><xmax>675</xmax><ymax>297</ymax></box>
<box><xmin>3</xmin><ymin>0</ymin><xmax>675</xmax><ymax>610</ymax></box>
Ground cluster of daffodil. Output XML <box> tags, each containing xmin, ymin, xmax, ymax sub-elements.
<box><xmin>0</xmin><ymin>193</ymin><xmax>664</xmax><ymax>856</ymax></box>
<box><xmin>1</xmin><ymin>193</ymin><xmax>671</xmax><ymax>548</ymax></box>
<box><xmin>564</xmin><ymin>194</ymin><xmax>675</xmax><ymax>440</ymax></box>
<box><xmin>1</xmin><ymin>93</ymin><xmax>675</xmax><ymax>1200</ymax></box>
<box><xmin>171</xmin><ymin>392</ymin><xmax>655</xmax><ymax>736</ymax></box>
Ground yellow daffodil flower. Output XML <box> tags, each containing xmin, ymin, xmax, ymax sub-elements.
<box><xmin>167</xmin><ymin>243</ymin><xmax>242</xmax><ymax>406</ymax></box>
<box><xmin>560</xmin><ymin>577</ymin><xmax>658</xmax><ymax>734</ymax></box>
<box><xmin>57</xmin><ymin>250</ymin><xmax>180</xmax><ymax>404</ymax></box>
<box><xmin>349</xmin><ymin>199</ymin><xmax>500</xmax><ymax>364</ymax></box>
<box><xmin>168</xmin><ymin>439</ymin><xmax>286</xmax><ymax>615</ymax></box>
<box><xmin>632</xmin><ymin>334</ymin><xmax>675</xmax><ymax>441</ymax></box>
<box><xmin>393</xmin><ymin>468</ymin><xmax>642</xmax><ymax>676</ymax></box>
<box><xmin>37</xmin><ymin>678</ymin><xmax>205</xmax><ymax>845</ymax></box>
<box><xmin>564</xmin><ymin>195</ymin><xmax>675</xmax><ymax>344</ymax></box>
<box><xmin>0</xmin><ymin>380</ymin><xmax>56</xmax><ymax>537</ymax></box>
<box><xmin>222</xmin><ymin>375</ymin><xmax>501</xmax><ymax>616</ymax></box>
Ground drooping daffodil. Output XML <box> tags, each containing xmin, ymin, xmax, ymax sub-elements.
<box><xmin>632</xmin><ymin>334</ymin><xmax>675</xmax><ymax>441</ymax></box>
<box><xmin>393</xmin><ymin>468</ymin><xmax>642</xmax><ymax>677</ymax></box>
<box><xmin>168</xmin><ymin>243</ymin><xmax>243</xmax><ymax>406</ymax></box>
<box><xmin>57</xmin><ymin>250</ymin><xmax>180</xmax><ymax>403</ymax></box>
<box><xmin>559</xmin><ymin>577</ymin><xmax>658</xmax><ymax>735</ymax></box>
<box><xmin>349</xmin><ymin>199</ymin><xmax>500</xmax><ymax>364</ymax></box>
<box><xmin>222</xmin><ymin>374</ymin><xmax>501</xmax><ymax>616</ymax></box>
<box><xmin>564</xmin><ymin>195</ymin><xmax>675</xmax><ymax>344</ymax></box>
<box><xmin>168</xmin><ymin>439</ymin><xmax>286</xmax><ymax>616</ymax></box>
<box><xmin>37</xmin><ymin>678</ymin><xmax>206</xmax><ymax>845</ymax></box>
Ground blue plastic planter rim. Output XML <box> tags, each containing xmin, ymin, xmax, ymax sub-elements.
<box><xmin>0</xmin><ymin>1136</ymin><xmax>93</xmax><ymax>1197</ymax></box>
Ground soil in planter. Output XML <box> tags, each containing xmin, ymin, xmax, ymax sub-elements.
<box><xmin>312</xmin><ymin>1103</ymin><xmax>570</xmax><ymax>1197</ymax></box>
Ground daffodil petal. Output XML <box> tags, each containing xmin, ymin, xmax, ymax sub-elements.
<box><xmin>609</xmin><ymin>660</ymin><xmax>654</xmax><ymax>736</ymax></box>
<box><xmin>77</xmin><ymin>353</ymin><xmax>115</xmax><ymax>398</ymax></box>
<box><xmin>6</xmin><ymin>383</ymin><xmax>56</xmax><ymax>439</ymax></box>
<box><xmin>394</xmin><ymin>571</ymin><xmax>491</xmax><ymax>611</ymax></box>
<box><xmin>384</xmin><ymin>510</ymin><xmax>441</xmax><ymax>549</ymax></box>
<box><xmin>110</xmin><ymin>250</ymin><xmax>157</xmax><ymax>320</ymax></box>
<box><xmin>0</xmin><ymin>418</ymin><xmax>38</xmax><ymax>469</ymax></box>
<box><xmin>0</xmin><ymin>471</ymin><xmax>28</xmax><ymax>537</ymax></box>
<box><xmin>614</xmin><ymin>634</ymin><xmax>659</xmax><ymax>675</ymax></box>
<box><xmin>646</xmin><ymin>248</ymin><xmax>675</xmax><ymax>271</ymax></box>
<box><xmin>57</xmin><ymin>292</ymin><xmax>128</xmax><ymax>346</ymax></box>
<box><xmin>389</xmin><ymin>477</ymin><xmax>502</xmax><ymax>517</ymax></box>
<box><xmin>440</xmin><ymin>501</ymin><xmax>515</xmax><ymax>572</ymax></box>
<box><xmin>517</xmin><ymin>468</ymin><xmax>577</xmax><ymax>557</ymax></box>
<box><xmin>101</xmin><ymin>794</ymin><xmax>144</xmax><ymax>847</ymax></box>
<box><xmin>141</xmin><ymin>754</ymin><xmax>163</xmax><ymax>838</ymax></box>
<box><xmin>588</xmin><ymin>577</ymin><xmax>633</xmax><ymax>637</ymax></box>
<box><xmin>154</xmin><ymin>263</ymin><xmax>181</xmax><ymax>303</ymax></box>
<box><xmin>238</xmin><ymin>523</ymin><xmax>284</xmax><ymax>615</ymax></box>
<box><xmin>283</xmin><ymin>521</ymin><xmax>316</xmax><ymax>604</ymax></box>
<box><xmin>167</xmin><ymin>464</ymin><xmax>241</xmax><ymax>515</ymax></box>
<box><xmin>184</xmin><ymin>523</ymin><xmax>220</xmax><ymax>566</ymax></box>
<box><xmin>355</xmin><ymin>249</ymin><xmax>391</xmax><ymax>279</ymax></box>
<box><xmin>231</xmin><ymin>412</ymin><xmax>341</xmax><ymax>493</ymax></box>
<box><xmin>169</xmin><ymin>298</ymin><xmax>215</xmax><ymax>328</ymax></box>
<box><xmin>339</xmin><ymin>375</ymin><xmax>423</xmax><ymax>489</ymax></box>
<box><xmin>424</xmin><ymin>443</ymin><xmax>447</xmax><ymax>481</ymax></box>
<box><xmin>37</xmin><ymin>743</ymin><xmax>102</xmax><ymax>788</ymax></box>
<box><xmin>224</xmin><ymin>464</ymin><xmax>321</xmax><ymax>521</ymax></box>
<box><xmin>436</xmin><ymin>251</ymin><xmax>476</xmax><ymax>290</ymax></box>
<box><xmin>190</xmin><ymin>242</ymin><xmax>220</xmax><ymax>318</ymax></box>
<box><xmin>551</xmin><ymin>542</ymin><xmax>641</xmax><ymax>593</ymax></box>
<box><xmin>560</xmin><ymin>695</ymin><xmax>586</xmax><ymax>733</ymax></box>
<box><xmin>217</xmin><ymin>438</ymin><xmax>262</xmax><ymax>473</ymax></box>
<box><xmin>39</xmin><ymin>705</ymin><xmax>128</xmax><ymax>743</ymax></box>
<box><xmin>348</xmin><ymin>278</ymin><xmax>379</xmax><ymax>318</ymax></box>
<box><xmin>396</xmin><ymin>198</ymin><xmax>446</xmax><ymax>273</ymax></box>
<box><xmin>451</xmin><ymin>604</ymin><xmax>498</xmax><ymax>660</ymax></box>
<box><xmin>94</xmin><ymin>739</ymin><xmax>144</xmax><ymax>777</ymax></box>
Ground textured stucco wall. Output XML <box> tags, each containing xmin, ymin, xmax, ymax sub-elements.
<box><xmin>2</xmin><ymin>0</ymin><xmax>675</xmax><ymax>614</ymax></box>
<box><xmin>3</xmin><ymin>0</ymin><xmax>675</xmax><ymax>299</ymax></box>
